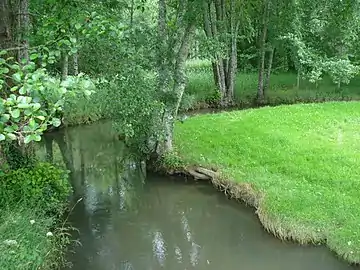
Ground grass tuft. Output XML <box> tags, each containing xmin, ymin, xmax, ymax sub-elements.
<box><xmin>174</xmin><ymin>101</ymin><xmax>360</xmax><ymax>263</ymax></box>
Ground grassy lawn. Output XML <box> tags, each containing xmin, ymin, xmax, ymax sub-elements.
<box><xmin>173</xmin><ymin>101</ymin><xmax>360</xmax><ymax>263</ymax></box>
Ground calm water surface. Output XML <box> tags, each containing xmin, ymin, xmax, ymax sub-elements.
<box><xmin>41</xmin><ymin>122</ymin><xmax>358</xmax><ymax>270</ymax></box>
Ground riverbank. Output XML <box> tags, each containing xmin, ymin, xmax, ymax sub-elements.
<box><xmin>169</xmin><ymin>101</ymin><xmax>360</xmax><ymax>264</ymax></box>
<box><xmin>0</xmin><ymin>163</ymin><xmax>72</xmax><ymax>269</ymax></box>
<box><xmin>62</xmin><ymin>67</ymin><xmax>360</xmax><ymax>127</ymax></box>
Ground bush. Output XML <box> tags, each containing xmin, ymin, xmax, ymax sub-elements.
<box><xmin>0</xmin><ymin>162</ymin><xmax>71</xmax><ymax>216</ymax></box>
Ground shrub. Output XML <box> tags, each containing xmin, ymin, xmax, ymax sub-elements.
<box><xmin>0</xmin><ymin>162</ymin><xmax>71</xmax><ymax>216</ymax></box>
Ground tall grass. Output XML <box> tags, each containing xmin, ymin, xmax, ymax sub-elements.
<box><xmin>0</xmin><ymin>204</ymin><xmax>70</xmax><ymax>269</ymax></box>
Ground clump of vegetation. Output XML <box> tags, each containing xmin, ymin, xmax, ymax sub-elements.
<box><xmin>0</xmin><ymin>162</ymin><xmax>71</xmax><ymax>216</ymax></box>
<box><xmin>174</xmin><ymin>101</ymin><xmax>360</xmax><ymax>263</ymax></box>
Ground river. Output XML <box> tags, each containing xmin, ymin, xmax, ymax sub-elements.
<box><xmin>40</xmin><ymin>121</ymin><xmax>357</xmax><ymax>270</ymax></box>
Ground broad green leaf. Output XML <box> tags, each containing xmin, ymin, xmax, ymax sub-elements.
<box><xmin>29</xmin><ymin>118</ymin><xmax>36</xmax><ymax>128</ymax></box>
<box><xmin>19</xmin><ymin>86</ymin><xmax>26</xmax><ymax>95</ymax></box>
<box><xmin>30</xmin><ymin>53</ymin><xmax>39</xmax><ymax>60</ymax></box>
<box><xmin>0</xmin><ymin>134</ymin><xmax>5</xmax><ymax>141</ymax></box>
<box><xmin>24</xmin><ymin>135</ymin><xmax>32</xmax><ymax>144</ymax></box>
<box><xmin>0</xmin><ymin>67</ymin><xmax>9</xmax><ymax>74</ymax></box>
<box><xmin>17</xmin><ymin>103</ymin><xmax>31</xmax><ymax>109</ymax></box>
<box><xmin>33</xmin><ymin>103</ymin><xmax>41</xmax><ymax>111</ymax></box>
<box><xmin>24</xmin><ymin>109</ymin><xmax>32</xmax><ymax>116</ymax></box>
<box><xmin>10</xmin><ymin>109</ymin><xmax>20</xmax><ymax>119</ymax></box>
<box><xmin>51</xmin><ymin>118</ymin><xmax>61</xmax><ymax>127</ymax></box>
<box><xmin>36</xmin><ymin>115</ymin><xmax>45</xmax><ymax>121</ymax></box>
<box><xmin>70</xmin><ymin>37</ymin><xmax>77</xmax><ymax>44</ymax></box>
<box><xmin>10</xmin><ymin>86</ymin><xmax>19</xmax><ymax>92</ymax></box>
<box><xmin>1</xmin><ymin>114</ymin><xmax>10</xmax><ymax>122</ymax></box>
<box><xmin>4</xmin><ymin>126</ymin><xmax>15</xmax><ymax>133</ymax></box>
<box><xmin>12</xmin><ymin>72</ymin><xmax>22</xmax><ymax>82</ymax></box>
<box><xmin>0</xmin><ymin>50</ymin><xmax>6</xmax><ymax>56</ymax></box>
<box><xmin>6</xmin><ymin>133</ymin><xmax>16</xmax><ymax>141</ymax></box>
<box><xmin>10</xmin><ymin>64</ymin><xmax>20</xmax><ymax>70</ymax></box>
<box><xmin>75</xmin><ymin>23</ymin><xmax>82</xmax><ymax>30</ymax></box>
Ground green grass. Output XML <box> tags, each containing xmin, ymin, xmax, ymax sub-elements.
<box><xmin>0</xmin><ymin>204</ymin><xmax>65</xmax><ymax>270</ymax></box>
<box><xmin>183</xmin><ymin>59</ymin><xmax>360</xmax><ymax>110</ymax></box>
<box><xmin>185</xmin><ymin>70</ymin><xmax>360</xmax><ymax>108</ymax></box>
<box><xmin>173</xmin><ymin>101</ymin><xmax>360</xmax><ymax>263</ymax></box>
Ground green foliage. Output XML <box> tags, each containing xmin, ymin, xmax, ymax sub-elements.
<box><xmin>107</xmin><ymin>70</ymin><xmax>164</xmax><ymax>155</ymax></box>
<box><xmin>205</xmin><ymin>89</ymin><xmax>222</xmax><ymax>106</ymax></box>
<box><xmin>0</xmin><ymin>54</ymin><xmax>95</xmax><ymax>145</ymax></box>
<box><xmin>161</xmin><ymin>150</ymin><xmax>185</xmax><ymax>170</ymax></box>
<box><xmin>0</xmin><ymin>162</ymin><xmax>71</xmax><ymax>216</ymax></box>
<box><xmin>1</xmin><ymin>141</ymin><xmax>36</xmax><ymax>170</ymax></box>
<box><xmin>174</xmin><ymin>101</ymin><xmax>360</xmax><ymax>263</ymax></box>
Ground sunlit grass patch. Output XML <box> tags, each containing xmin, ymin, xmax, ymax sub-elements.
<box><xmin>174</xmin><ymin>101</ymin><xmax>360</xmax><ymax>263</ymax></box>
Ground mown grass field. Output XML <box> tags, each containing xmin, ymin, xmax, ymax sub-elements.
<box><xmin>173</xmin><ymin>101</ymin><xmax>360</xmax><ymax>263</ymax></box>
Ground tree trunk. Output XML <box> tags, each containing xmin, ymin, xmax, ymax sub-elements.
<box><xmin>130</xmin><ymin>0</ymin><xmax>135</xmax><ymax>27</ymax></box>
<box><xmin>204</xmin><ymin>0</ymin><xmax>238</xmax><ymax>107</ymax></box>
<box><xmin>225</xmin><ymin>0</ymin><xmax>239</xmax><ymax>105</ymax></box>
<box><xmin>61</xmin><ymin>52</ymin><xmax>68</xmax><ymax>80</ymax></box>
<box><xmin>257</xmin><ymin>0</ymin><xmax>270</xmax><ymax>104</ymax></box>
<box><xmin>263</xmin><ymin>47</ymin><xmax>274</xmax><ymax>94</ymax></box>
<box><xmin>17</xmin><ymin>0</ymin><xmax>29</xmax><ymax>63</ymax></box>
<box><xmin>296</xmin><ymin>65</ymin><xmax>301</xmax><ymax>89</ymax></box>
<box><xmin>155</xmin><ymin>0</ymin><xmax>196</xmax><ymax>155</ymax></box>
<box><xmin>73</xmin><ymin>52</ymin><xmax>79</xmax><ymax>75</ymax></box>
<box><xmin>0</xmin><ymin>0</ymin><xmax>12</xmax><ymax>50</ymax></box>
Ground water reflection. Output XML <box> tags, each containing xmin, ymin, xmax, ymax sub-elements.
<box><xmin>38</xmin><ymin>121</ymin><xmax>358</xmax><ymax>270</ymax></box>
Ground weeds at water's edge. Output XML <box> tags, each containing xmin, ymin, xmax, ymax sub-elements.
<box><xmin>154</xmin><ymin>152</ymin><xmax>357</xmax><ymax>266</ymax></box>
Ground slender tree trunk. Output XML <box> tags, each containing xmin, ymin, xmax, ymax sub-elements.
<box><xmin>225</xmin><ymin>0</ymin><xmax>238</xmax><ymax>105</ymax></box>
<box><xmin>61</xmin><ymin>52</ymin><xmax>68</xmax><ymax>80</ymax></box>
<box><xmin>17</xmin><ymin>0</ymin><xmax>29</xmax><ymax>63</ymax></box>
<box><xmin>156</xmin><ymin>0</ymin><xmax>196</xmax><ymax>154</ymax></box>
<box><xmin>130</xmin><ymin>0</ymin><xmax>135</xmax><ymax>27</ymax></box>
<box><xmin>264</xmin><ymin>47</ymin><xmax>274</xmax><ymax>94</ymax></box>
<box><xmin>296</xmin><ymin>65</ymin><xmax>301</xmax><ymax>89</ymax></box>
<box><xmin>257</xmin><ymin>0</ymin><xmax>270</xmax><ymax>104</ymax></box>
<box><xmin>45</xmin><ymin>137</ymin><xmax>53</xmax><ymax>163</ymax></box>
<box><xmin>73</xmin><ymin>52</ymin><xmax>79</xmax><ymax>75</ymax></box>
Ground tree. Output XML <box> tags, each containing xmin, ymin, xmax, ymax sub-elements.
<box><xmin>202</xmin><ymin>0</ymin><xmax>240</xmax><ymax>106</ymax></box>
<box><xmin>155</xmin><ymin>0</ymin><xmax>201</xmax><ymax>154</ymax></box>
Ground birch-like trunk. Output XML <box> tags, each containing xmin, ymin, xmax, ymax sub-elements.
<box><xmin>61</xmin><ymin>52</ymin><xmax>69</xmax><ymax>80</ymax></box>
<box><xmin>257</xmin><ymin>0</ymin><xmax>270</xmax><ymax>104</ymax></box>
<box><xmin>73</xmin><ymin>52</ymin><xmax>79</xmax><ymax>75</ymax></box>
<box><xmin>203</xmin><ymin>0</ymin><xmax>239</xmax><ymax>106</ymax></box>
<box><xmin>17</xmin><ymin>0</ymin><xmax>29</xmax><ymax>63</ymax></box>
<box><xmin>263</xmin><ymin>47</ymin><xmax>274</xmax><ymax>94</ymax></box>
<box><xmin>156</xmin><ymin>0</ymin><xmax>196</xmax><ymax>154</ymax></box>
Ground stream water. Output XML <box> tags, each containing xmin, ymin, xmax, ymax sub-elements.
<box><xmin>41</xmin><ymin>121</ymin><xmax>358</xmax><ymax>270</ymax></box>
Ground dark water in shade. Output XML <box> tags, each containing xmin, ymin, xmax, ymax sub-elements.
<box><xmin>40</xmin><ymin>121</ymin><xmax>358</xmax><ymax>270</ymax></box>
